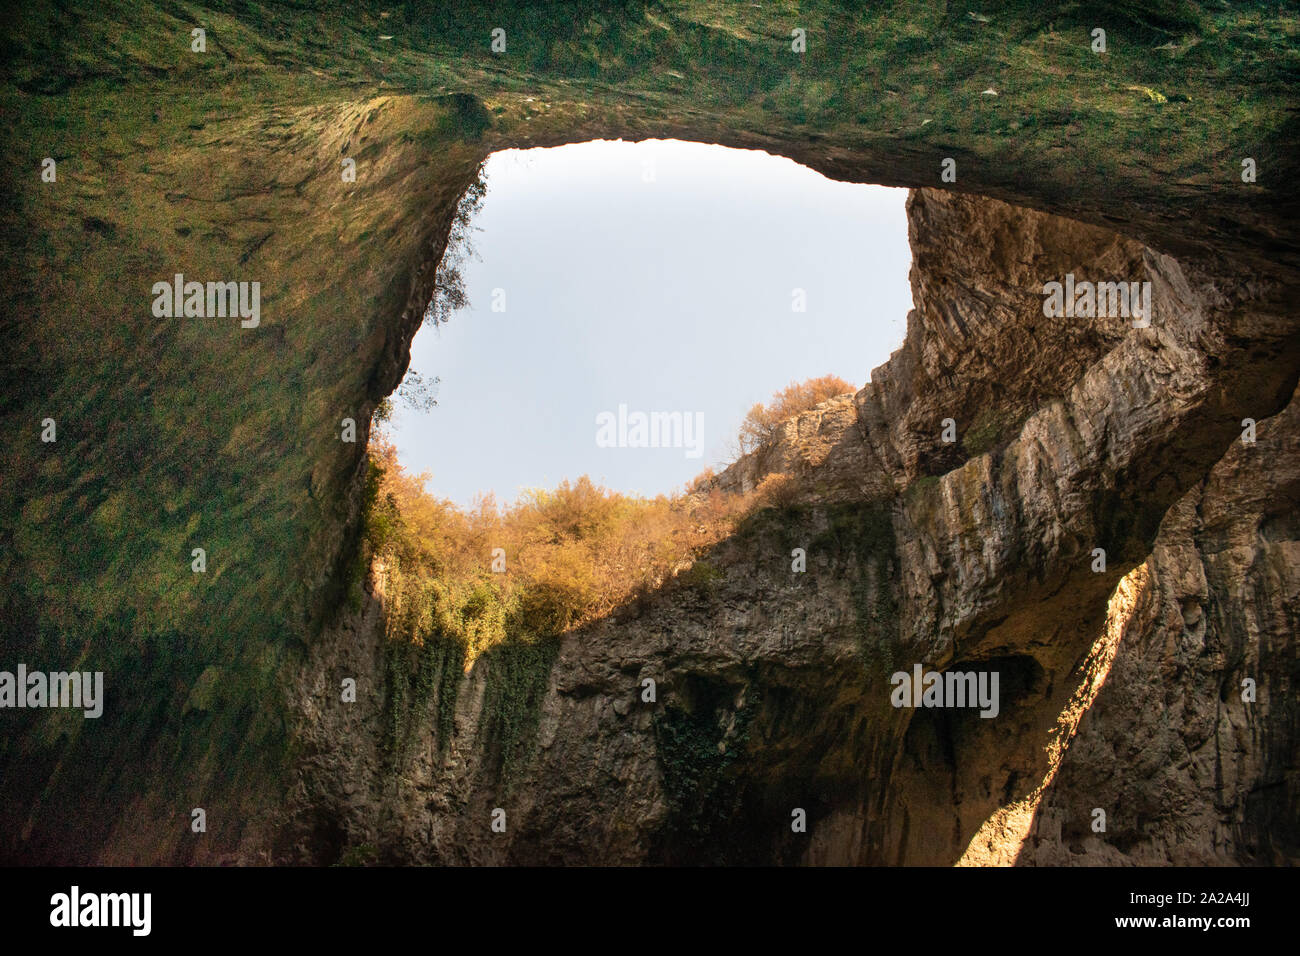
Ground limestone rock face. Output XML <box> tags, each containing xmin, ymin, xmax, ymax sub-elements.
<box><xmin>878</xmin><ymin>189</ymin><xmax>1148</xmax><ymax>482</ymax></box>
<box><xmin>707</xmin><ymin>394</ymin><xmax>887</xmax><ymax>502</ymax></box>
<box><xmin>1022</xmin><ymin>386</ymin><xmax>1300</xmax><ymax>865</ymax></box>
<box><xmin>281</xmin><ymin>189</ymin><xmax>1299</xmax><ymax>865</ymax></box>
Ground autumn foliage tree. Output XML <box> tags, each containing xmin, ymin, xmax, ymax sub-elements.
<box><xmin>358</xmin><ymin>437</ymin><xmax>761</xmax><ymax>666</ymax></box>
<box><xmin>362</xmin><ymin>375</ymin><xmax>855</xmax><ymax>664</ymax></box>
<box><xmin>736</xmin><ymin>374</ymin><xmax>854</xmax><ymax>454</ymax></box>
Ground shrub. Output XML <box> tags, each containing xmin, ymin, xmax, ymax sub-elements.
<box><xmin>362</xmin><ymin>375</ymin><xmax>851</xmax><ymax>666</ymax></box>
<box><xmin>686</xmin><ymin>466</ymin><xmax>715</xmax><ymax>494</ymax></box>
<box><xmin>677</xmin><ymin>559</ymin><xmax>724</xmax><ymax>595</ymax></box>
<box><xmin>755</xmin><ymin>472</ymin><xmax>800</xmax><ymax>511</ymax></box>
<box><xmin>359</xmin><ymin>438</ymin><xmax>761</xmax><ymax>666</ymax></box>
<box><xmin>425</xmin><ymin>163</ymin><xmax>487</xmax><ymax>329</ymax></box>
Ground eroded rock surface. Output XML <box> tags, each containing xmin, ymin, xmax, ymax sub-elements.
<box><xmin>282</xmin><ymin>189</ymin><xmax>1299</xmax><ymax>865</ymax></box>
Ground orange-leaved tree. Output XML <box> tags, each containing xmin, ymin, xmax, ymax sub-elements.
<box><xmin>736</xmin><ymin>374</ymin><xmax>854</xmax><ymax>454</ymax></box>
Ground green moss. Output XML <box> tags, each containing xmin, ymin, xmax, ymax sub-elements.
<box><xmin>905</xmin><ymin>474</ymin><xmax>941</xmax><ymax>509</ymax></box>
<box><xmin>478</xmin><ymin>636</ymin><xmax>561</xmax><ymax>785</ymax></box>
<box><xmin>812</xmin><ymin>502</ymin><xmax>900</xmax><ymax>681</ymax></box>
<box><xmin>429</xmin><ymin>93</ymin><xmax>492</xmax><ymax>141</ymax></box>
<box><xmin>183</xmin><ymin>665</ymin><xmax>223</xmax><ymax>715</ymax></box>
<box><xmin>2</xmin><ymin>0</ymin><xmax>1295</xmax><ymax>862</ymax></box>
<box><xmin>382</xmin><ymin>626</ymin><xmax>467</xmax><ymax>770</ymax></box>
<box><xmin>334</xmin><ymin>843</ymin><xmax>379</xmax><ymax>867</ymax></box>
<box><xmin>652</xmin><ymin>684</ymin><xmax>758</xmax><ymax>853</ymax></box>
<box><xmin>346</xmin><ymin>458</ymin><xmax>387</xmax><ymax>613</ymax></box>
<box><xmin>433</xmin><ymin>638</ymin><xmax>465</xmax><ymax>750</ymax></box>
<box><xmin>962</xmin><ymin>406</ymin><xmax>1029</xmax><ymax>458</ymax></box>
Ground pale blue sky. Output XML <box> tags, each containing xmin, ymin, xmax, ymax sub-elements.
<box><xmin>389</xmin><ymin>139</ymin><xmax>911</xmax><ymax>507</ymax></box>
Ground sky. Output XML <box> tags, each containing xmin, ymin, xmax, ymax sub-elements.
<box><xmin>388</xmin><ymin>139</ymin><xmax>912</xmax><ymax>508</ymax></box>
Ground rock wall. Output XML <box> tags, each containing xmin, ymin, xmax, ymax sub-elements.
<box><xmin>1022</xmin><ymin>386</ymin><xmax>1299</xmax><ymax>865</ymax></box>
<box><xmin>280</xmin><ymin>189</ymin><xmax>1299</xmax><ymax>865</ymax></box>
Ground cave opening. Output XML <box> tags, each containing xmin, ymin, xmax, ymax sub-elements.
<box><xmin>359</xmin><ymin>139</ymin><xmax>914</xmax><ymax>671</ymax></box>
<box><xmin>356</xmin><ymin>138</ymin><xmax>915</xmax><ymax>707</ymax></box>
<box><xmin>383</xmin><ymin>138</ymin><xmax>912</xmax><ymax>506</ymax></box>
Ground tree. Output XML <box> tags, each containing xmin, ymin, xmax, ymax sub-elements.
<box><xmin>736</xmin><ymin>374</ymin><xmax>854</xmax><ymax>454</ymax></box>
<box><xmin>424</xmin><ymin>163</ymin><xmax>487</xmax><ymax>329</ymax></box>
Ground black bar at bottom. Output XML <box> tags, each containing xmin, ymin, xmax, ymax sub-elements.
<box><xmin>0</xmin><ymin>865</ymin><xmax>1281</xmax><ymax>943</ymax></box>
